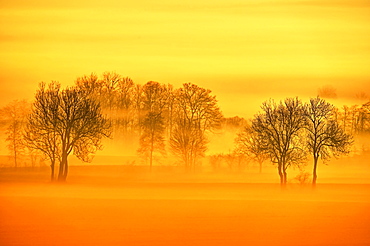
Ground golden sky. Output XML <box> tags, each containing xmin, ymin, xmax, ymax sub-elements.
<box><xmin>1</xmin><ymin>0</ymin><xmax>369</xmax><ymax>117</ymax></box>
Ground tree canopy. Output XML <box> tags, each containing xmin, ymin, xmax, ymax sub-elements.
<box><xmin>251</xmin><ymin>98</ymin><xmax>307</xmax><ymax>185</ymax></box>
<box><xmin>25</xmin><ymin>82</ymin><xmax>111</xmax><ymax>181</ymax></box>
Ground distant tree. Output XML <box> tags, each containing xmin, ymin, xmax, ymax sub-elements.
<box><xmin>101</xmin><ymin>71</ymin><xmax>121</xmax><ymax>110</ymax></box>
<box><xmin>117</xmin><ymin>77</ymin><xmax>135</xmax><ymax>110</ymax></box>
<box><xmin>170</xmin><ymin>83</ymin><xmax>222</xmax><ymax>172</ymax></box>
<box><xmin>235</xmin><ymin>124</ymin><xmax>268</xmax><ymax>173</ymax></box>
<box><xmin>170</xmin><ymin>123</ymin><xmax>207</xmax><ymax>171</ymax></box>
<box><xmin>138</xmin><ymin>81</ymin><xmax>167</xmax><ymax>171</ymax></box>
<box><xmin>209</xmin><ymin>154</ymin><xmax>224</xmax><ymax>171</ymax></box>
<box><xmin>251</xmin><ymin>98</ymin><xmax>307</xmax><ymax>185</ymax></box>
<box><xmin>132</xmin><ymin>84</ymin><xmax>145</xmax><ymax>133</ymax></box>
<box><xmin>304</xmin><ymin>97</ymin><xmax>353</xmax><ymax>186</ymax></box>
<box><xmin>25</xmin><ymin>82</ymin><xmax>111</xmax><ymax>181</ymax></box>
<box><xmin>116</xmin><ymin>77</ymin><xmax>135</xmax><ymax>134</ymax></box>
<box><xmin>163</xmin><ymin>84</ymin><xmax>175</xmax><ymax>138</ymax></box>
<box><xmin>318</xmin><ymin>85</ymin><xmax>337</xmax><ymax>99</ymax></box>
<box><xmin>355</xmin><ymin>92</ymin><xmax>369</xmax><ymax>102</ymax></box>
<box><xmin>293</xmin><ymin>168</ymin><xmax>311</xmax><ymax>186</ymax></box>
<box><xmin>75</xmin><ymin>73</ymin><xmax>103</xmax><ymax>100</ymax></box>
<box><xmin>142</xmin><ymin>81</ymin><xmax>167</xmax><ymax>113</ymax></box>
<box><xmin>355</xmin><ymin>102</ymin><xmax>370</xmax><ymax>134</ymax></box>
<box><xmin>222</xmin><ymin>116</ymin><xmax>247</xmax><ymax>129</ymax></box>
<box><xmin>1</xmin><ymin>100</ymin><xmax>30</xmax><ymax>169</ymax></box>
<box><xmin>224</xmin><ymin>152</ymin><xmax>247</xmax><ymax>172</ymax></box>
<box><xmin>341</xmin><ymin>105</ymin><xmax>360</xmax><ymax>135</ymax></box>
<box><xmin>75</xmin><ymin>72</ymin><xmax>138</xmax><ymax>140</ymax></box>
<box><xmin>137</xmin><ymin>112</ymin><xmax>166</xmax><ymax>170</ymax></box>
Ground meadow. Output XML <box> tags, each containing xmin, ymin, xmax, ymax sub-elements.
<box><xmin>1</xmin><ymin>165</ymin><xmax>369</xmax><ymax>246</ymax></box>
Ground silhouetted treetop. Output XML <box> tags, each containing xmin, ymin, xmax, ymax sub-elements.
<box><xmin>25</xmin><ymin>81</ymin><xmax>111</xmax><ymax>181</ymax></box>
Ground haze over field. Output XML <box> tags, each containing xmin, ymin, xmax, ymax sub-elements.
<box><xmin>1</xmin><ymin>177</ymin><xmax>370</xmax><ymax>246</ymax></box>
<box><xmin>1</xmin><ymin>1</ymin><xmax>370</xmax><ymax>245</ymax></box>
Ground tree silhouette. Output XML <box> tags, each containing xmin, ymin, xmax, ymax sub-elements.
<box><xmin>1</xmin><ymin>100</ymin><xmax>30</xmax><ymax>169</ymax></box>
<box><xmin>252</xmin><ymin>98</ymin><xmax>307</xmax><ymax>185</ymax></box>
<box><xmin>170</xmin><ymin>83</ymin><xmax>222</xmax><ymax>172</ymax></box>
<box><xmin>163</xmin><ymin>84</ymin><xmax>175</xmax><ymax>139</ymax></box>
<box><xmin>132</xmin><ymin>84</ymin><xmax>145</xmax><ymax>134</ymax></box>
<box><xmin>101</xmin><ymin>71</ymin><xmax>121</xmax><ymax>111</ymax></box>
<box><xmin>318</xmin><ymin>85</ymin><xmax>337</xmax><ymax>99</ymax></box>
<box><xmin>171</xmin><ymin>121</ymin><xmax>208</xmax><ymax>172</ymax></box>
<box><xmin>352</xmin><ymin>102</ymin><xmax>370</xmax><ymax>134</ymax></box>
<box><xmin>138</xmin><ymin>81</ymin><xmax>167</xmax><ymax>171</ymax></box>
<box><xmin>137</xmin><ymin>112</ymin><xmax>166</xmax><ymax>170</ymax></box>
<box><xmin>235</xmin><ymin>124</ymin><xmax>268</xmax><ymax>173</ymax></box>
<box><xmin>24</xmin><ymin>82</ymin><xmax>61</xmax><ymax>180</ymax></box>
<box><xmin>75</xmin><ymin>73</ymin><xmax>103</xmax><ymax>100</ymax></box>
<box><xmin>75</xmin><ymin>72</ymin><xmax>139</xmax><ymax>144</ymax></box>
<box><xmin>116</xmin><ymin>77</ymin><xmax>135</xmax><ymax>135</ymax></box>
<box><xmin>25</xmin><ymin>82</ymin><xmax>111</xmax><ymax>181</ymax></box>
<box><xmin>304</xmin><ymin>97</ymin><xmax>353</xmax><ymax>186</ymax></box>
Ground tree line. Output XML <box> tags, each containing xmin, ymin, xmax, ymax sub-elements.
<box><xmin>1</xmin><ymin>72</ymin><xmax>369</xmax><ymax>185</ymax></box>
<box><xmin>1</xmin><ymin>72</ymin><xmax>222</xmax><ymax>181</ymax></box>
<box><xmin>234</xmin><ymin>97</ymin><xmax>352</xmax><ymax>186</ymax></box>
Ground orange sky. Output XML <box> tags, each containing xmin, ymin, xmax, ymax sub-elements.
<box><xmin>1</xmin><ymin>0</ymin><xmax>369</xmax><ymax>117</ymax></box>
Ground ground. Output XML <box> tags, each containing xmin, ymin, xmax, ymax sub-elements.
<box><xmin>0</xmin><ymin>166</ymin><xmax>369</xmax><ymax>246</ymax></box>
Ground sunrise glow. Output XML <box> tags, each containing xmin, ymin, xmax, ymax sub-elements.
<box><xmin>0</xmin><ymin>1</ymin><xmax>370</xmax><ymax>246</ymax></box>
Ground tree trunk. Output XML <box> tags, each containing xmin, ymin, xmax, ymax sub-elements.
<box><xmin>283</xmin><ymin>170</ymin><xmax>288</xmax><ymax>185</ymax></box>
<box><xmin>58</xmin><ymin>152</ymin><xmax>67</xmax><ymax>182</ymax></box>
<box><xmin>13</xmin><ymin>125</ymin><xmax>17</xmax><ymax>170</ymax></box>
<box><xmin>278</xmin><ymin>164</ymin><xmax>284</xmax><ymax>186</ymax></box>
<box><xmin>58</xmin><ymin>160</ymin><xmax>64</xmax><ymax>181</ymax></box>
<box><xmin>312</xmin><ymin>155</ymin><xmax>319</xmax><ymax>187</ymax></box>
<box><xmin>149</xmin><ymin>134</ymin><xmax>154</xmax><ymax>172</ymax></box>
<box><xmin>50</xmin><ymin>160</ymin><xmax>55</xmax><ymax>182</ymax></box>
<box><xmin>14</xmin><ymin>147</ymin><xmax>17</xmax><ymax>170</ymax></box>
<box><xmin>63</xmin><ymin>159</ymin><xmax>69</xmax><ymax>181</ymax></box>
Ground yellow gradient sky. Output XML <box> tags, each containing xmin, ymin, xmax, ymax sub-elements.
<box><xmin>1</xmin><ymin>0</ymin><xmax>369</xmax><ymax>117</ymax></box>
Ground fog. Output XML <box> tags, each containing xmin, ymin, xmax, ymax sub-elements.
<box><xmin>1</xmin><ymin>134</ymin><xmax>370</xmax><ymax>246</ymax></box>
<box><xmin>1</xmin><ymin>166</ymin><xmax>370</xmax><ymax>246</ymax></box>
<box><xmin>1</xmin><ymin>0</ymin><xmax>370</xmax><ymax>244</ymax></box>
<box><xmin>2</xmin><ymin>84</ymin><xmax>370</xmax><ymax>245</ymax></box>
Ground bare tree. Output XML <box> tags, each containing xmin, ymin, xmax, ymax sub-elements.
<box><xmin>24</xmin><ymin>82</ymin><xmax>61</xmax><ymax>181</ymax></box>
<box><xmin>58</xmin><ymin>86</ymin><xmax>111</xmax><ymax>181</ymax></box>
<box><xmin>75</xmin><ymin>72</ymin><xmax>138</xmax><ymax>142</ymax></box>
<box><xmin>25</xmin><ymin>82</ymin><xmax>111</xmax><ymax>181</ymax></box>
<box><xmin>75</xmin><ymin>73</ymin><xmax>103</xmax><ymax>100</ymax></box>
<box><xmin>304</xmin><ymin>97</ymin><xmax>353</xmax><ymax>186</ymax></box>
<box><xmin>209</xmin><ymin>154</ymin><xmax>224</xmax><ymax>171</ymax></box>
<box><xmin>116</xmin><ymin>77</ymin><xmax>135</xmax><ymax>134</ymax></box>
<box><xmin>137</xmin><ymin>112</ymin><xmax>166</xmax><ymax>170</ymax></box>
<box><xmin>142</xmin><ymin>81</ymin><xmax>167</xmax><ymax>113</ymax></box>
<box><xmin>235</xmin><ymin>124</ymin><xmax>268</xmax><ymax>173</ymax></box>
<box><xmin>101</xmin><ymin>71</ymin><xmax>121</xmax><ymax>111</ymax></box>
<box><xmin>1</xmin><ymin>100</ymin><xmax>30</xmax><ymax>169</ymax></box>
<box><xmin>132</xmin><ymin>84</ymin><xmax>145</xmax><ymax>133</ymax></box>
<box><xmin>138</xmin><ymin>81</ymin><xmax>167</xmax><ymax>171</ymax></box>
<box><xmin>318</xmin><ymin>85</ymin><xmax>337</xmax><ymax>99</ymax></box>
<box><xmin>223</xmin><ymin>152</ymin><xmax>247</xmax><ymax>172</ymax></box>
<box><xmin>340</xmin><ymin>105</ymin><xmax>361</xmax><ymax>135</ymax></box>
<box><xmin>251</xmin><ymin>98</ymin><xmax>307</xmax><ymax>185</ymax></box>
<box><xmin>170</xmin><ymin>83</ymin><xmax>222</xmax><ymax>172</ymax></box>
<box><xmin>170</xmin><ymin>123</ymin><xmax>207</xmax><ymax>171</ymax></box>
<box><xmin>163</xmin><ymin>84</ymin><xmax>175</xmax><ymax>139</ymax></box>
<box><xmin>355</xmin><ymin>102</ymin><xmax>370</xmax><ymax>134</ymax></box>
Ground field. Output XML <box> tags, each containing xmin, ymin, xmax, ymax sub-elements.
<box><xmin>1</xmin><ymin>166</ymin><xmax>370</xmax><ymax>246</ymax></box>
